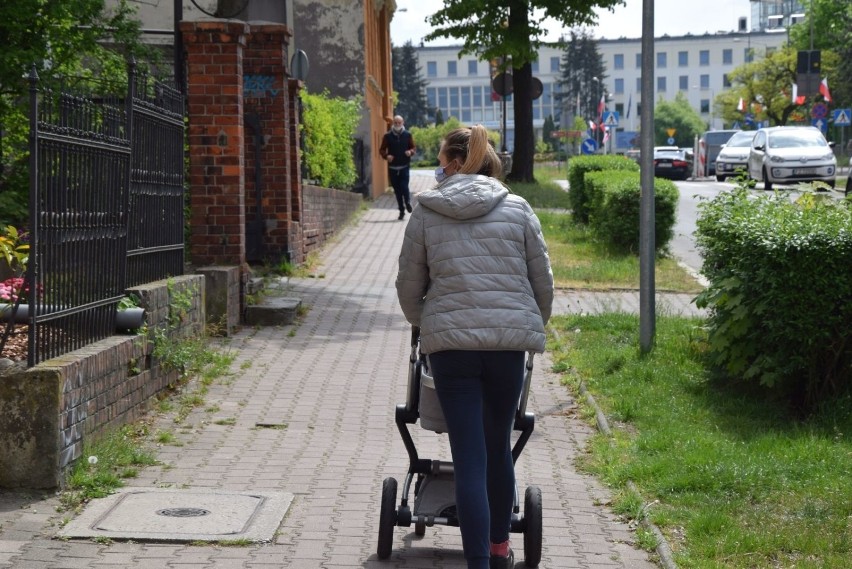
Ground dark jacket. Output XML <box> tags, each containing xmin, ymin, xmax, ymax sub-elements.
<box><xmin>379</xmin><ymin>129</ymin><xmax>415</xmax><ymax>168</ymax></box>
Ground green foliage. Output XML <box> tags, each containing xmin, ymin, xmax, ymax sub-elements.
<box><xmin>550</xmin><ymin>313</ymin><xmax>852</xmax><ymax>567</ymax></box>
<box><xmin>566</xmin><ymin>154</ymin><xmax>639</xmax><ymax>223</ymax></box>
<box><xmin>409</xmin><ymin>117</ymin><xmax>463</xmax><ymax>165</ymax></box>
<box><xmin>694</xmin><ymin>186</ymin><xmax>852</xmax><ymax>409</ymax></box>
<box><xmin>788</xmin><ymin>0</ymin><xmax>851</xmax><ymax>108</ymax></box>
<box><xmin>0</xmin><ymin>0</ymin><xmax>157</xmax><ymax>228</ymax></box>
<box><xmin>653</xmin><ymin>91</ymin><xmax>706</xmax><ymax>146</ymax></box>
<box><xmin>300</xmin><ymin>90</ymin><xmax>362</xmax><ymax>189</ymax></box>
<box><xmin>585</xmin><ymin>171</ymin><xmax>678</xmax><ymax>253</ymax></box>
<box><xmin>0</xmin><ymin>225</ymin><xmax>29</xmax><ymax>275</ymax></box>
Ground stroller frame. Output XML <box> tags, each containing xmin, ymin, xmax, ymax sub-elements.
<box><xmin>377</xmin><ymin>326</ymin><xmax>543</xmax><ymax>567</ymax></box>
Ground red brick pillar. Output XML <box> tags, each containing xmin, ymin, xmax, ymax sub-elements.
<box><xmin>243</xmin><ymin>24</ymin><xmax>294</xmax><ymax>263</ymax></box>
<box><xmin>180</xmin><ymin>20</ymin><xmax>249</xmax><ymax>266</ymax></box>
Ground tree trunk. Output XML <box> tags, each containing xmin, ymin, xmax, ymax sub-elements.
<box><xmin>509</xmin><ymin>63</ymin><xmax>536</xmax><ymax>183</ymax></box>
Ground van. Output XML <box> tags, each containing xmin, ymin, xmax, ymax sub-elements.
<box><xmin>699</xmin><ymin>130</ymin><xmax>738</xmax><ymax>177</ymax></box>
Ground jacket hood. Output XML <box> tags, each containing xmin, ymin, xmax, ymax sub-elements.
<box><xmin>417</xmin><ymin>174</ymin><xmax>509</xmax><ymax>220</ymax></box>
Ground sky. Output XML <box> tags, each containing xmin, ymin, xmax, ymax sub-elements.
<box><xmin>390</xmin><ymin>0</ymin><xmax>754</xmax><ymax>46</ymax></box>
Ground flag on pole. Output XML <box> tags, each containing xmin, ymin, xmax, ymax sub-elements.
<box><xmin>588</xmin><ymin>119</ymin><xmax>597</xmax><ymax>131</ymax></box>
<box><xmin>736</xmin><ymin>97</ymin><xmax>745</xmax><ymax>112</ymax></box>
<box><xmin>597</xmin><ymin>94</ymin><xmax>606</xmax><ymax>122</ymax></box>
<box><xmin>791</xmin><ymin>83</ymin><xmax>806</xmax><ymax>105</ymax></box>
<box><xmin>603</xmin><ymin>126</ymin><xmax>611</xmax><ymax>144</ymax></box>
<box><xmin>819</xmin><ymin>77</ymin><xmax>832</xmax><ymax>102</ymax></box>
<box><xmin>625</xmin><ymin>92</ymin><xmax>632</xmax><ymax>119</ymax></box>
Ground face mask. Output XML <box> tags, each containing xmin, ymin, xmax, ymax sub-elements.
<box><xmin>434</xmin><ymin>166</ymin><xmax>447</xmax><ymax>183</ymax></box>
<box><xmin>392</xmin><ymin>125</ymin><xmax>403</xmax><ymax>134</ymax></box>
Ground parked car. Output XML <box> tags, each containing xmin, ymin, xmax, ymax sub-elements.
<box><xmin>747</xmin><ymin>126</ymin><xmax>836</xmax><ymax>191</ymax></box>
<box><xmin>714</xmin><ymin>130</ymin><xmax>755</xmax><ymax>181</ymax></box>
<box><xmin>653</xmin><ymin>146</ymin><xmax>691</xmax><ymax>180</ymax></box>
<box><xmin>700</xmin><ymin>129</ymin><xmax>739</xmax><ymax>176</ymax></box>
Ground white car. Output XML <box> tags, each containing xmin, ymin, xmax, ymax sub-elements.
<box><xmin>715</xmin><ymin>130</ymin><xmax>755</xmax><ymax>181</ymax></box>
<box><xmin>747</xmin><ymin>126</ymin><xmax>836</xmax><ymax>191</ymax></box>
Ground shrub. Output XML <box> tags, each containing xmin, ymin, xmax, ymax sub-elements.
<box><xmin>585</xmin><ymin>171</ymin><xmax>678</xmax><ymax>253</ymax></box>
<box><xmin>409</xmin><ymin>118</ymin><xmax>501</xmax><ymax>166</ymax></box>
<box><xmin>566</xmin><ymin>155</ymin><xmax>639</xmax><ymax>223</ymax></box>
<box><xmin>301</xmin><ymin>90</ymin><xmax>362</xmax><ymax>189</ymax></box>
<box><xmin>694</xmin><ymin>187</ymin><xmax>852</xmax><ymax>410</ymax></box>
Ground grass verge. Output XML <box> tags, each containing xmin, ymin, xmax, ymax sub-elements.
<box><xmin>548</xmin><ymin>312</ymin><xmax>852</xmax><ymax>568</ymax></box>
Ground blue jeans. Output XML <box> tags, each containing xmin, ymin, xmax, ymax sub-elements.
<box><xmin>428</xmin><ymin>350</ymin><xmax>525</xmax><ymax>569</ymax></box>
<box><xmin>389</xmin><ymin>167</ymin><xmax>410</xmax><ymax>213</ymax></box>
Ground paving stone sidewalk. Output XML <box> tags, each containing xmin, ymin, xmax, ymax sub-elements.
<box><xmin>0</xmin><ymin>172</ymin><xmax>706</xmax><ymax>568</ymax></box>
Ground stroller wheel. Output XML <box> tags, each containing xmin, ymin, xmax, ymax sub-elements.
<box><xmin>414</xmin><ymin>521</ymin><xmax>426</xmax><ymax>536</ymax></box>
<box><xmin>377</xmin><ymin>477</ymin><xmax>398</xmax><ymax>559</ymax></box>
<box><xmin>523</xmin><ymin>486</ymin><xmax>542</xmax><ymax>567</ymax></box>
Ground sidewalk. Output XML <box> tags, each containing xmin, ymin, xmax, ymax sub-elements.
<box><xmin>0</xmin><ymin>172</ymin><xmax>704</xmax><ymax>568</ymax></box>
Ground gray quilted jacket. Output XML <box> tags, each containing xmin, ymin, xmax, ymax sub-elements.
<box><xmin>396</xmin><ymin>173</ymin><xmax>554</xmax><ymax>355</ymax></box>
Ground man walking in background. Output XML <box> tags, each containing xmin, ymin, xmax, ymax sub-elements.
<box><xmin>379</xmin><ymin>115</ymin><xmax>416</xmax><ymax>220</ymax></box>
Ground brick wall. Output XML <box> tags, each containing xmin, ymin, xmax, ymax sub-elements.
<box><xmin>0</xmin><ymin>275</ymin><xmax>205</xmax><ymax>489</ymax></box>
<box><xmin>301</xmin><ymin>185</ymin><xmax>363</xmax><ymax>255</ymax></box>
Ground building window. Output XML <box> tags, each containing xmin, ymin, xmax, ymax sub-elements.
<box><xmin>700</xmin><ymin>99</ymin><xmax>710</xmax><ymax>114</ymax></box>
<box><xmin>550</xmin><ymin>57</ymin><xmax>560</xmax><ymax>72</ymax></box>
<box><xmin>531</xmin><ymin>60</ymin><xmax>539</xmax><ymax>73</ymax></box>
<box><xmin>614</xmin><ymin>78</ymin><xmax>624</xmax><ymax>94</ymax></box>
<box><xmin>461</xmin><ymin>86</ymin><xmax>471</xmax><ymax>108</ymax></box>
<box><xmin>723</xmin><ymin>74</ymin><xmax>731</xmax><ymax>88</ymax></box>
<box><xmin>699</xmin><ymin>50</ymin><xmax>710</xmax><ymax>66</ymax></box>
<box><xmin>679</xmin><ymin>75</ymin><xmax>688</xmax><ymax>91</ymax></box>
<box><xmin>426</xmin><ymin>87</ymin><xmax>436</xmax><ymax>108</ymax></box>
<box><xmin>449</xmin><ymin>87</ymin><xmax>459</xmax><ymax>113</ymax></box>
<box><xmin>700</xmin><ymin>74</ymin><xmax>710</xmax><ymax>89</ymax></box>
<box><xmin>468</xmin><ymin>60</ymin><xmax>477</xmax><ymax>75</ymax></box>
<box><xmin>657</xmin><ymin>76</ymin><xmax>666</xmax><ymax>92</ymax></box>
<box><xmin>427</xmin><ymin>61</ymin><xmax>437</xmax><ymax>77</ymax></box>
<box><xmin>745</xmin><ymin>47</ymin><xmax>753</xmax><ymax>63</ymax></box>
<box><xmin>723</xmin><ymin>49</ymin><xmax>733</xmax><ymax>65</ymax></box>
<box><xmin>657</xmin><ymin>52</ymin><xmax>667</xmax><ymax>68</ymax></box>
<box><xmin>438</xmin><ymin>87</ymin><xmax>448</xmax><ymax>114</ymax></box>
<box><xmin>637</xmin><ymin>102</ymin><xmax>642</xmax><ymax>117</ymax></box>
<box><xmin>678</xmin><ymin>51</ymin><xmax>688</xmax><ymax>67</ymax></box>
<box><xmin>636</xmin><ymin>52</ymin><xmax>642</xmax><ymax>68</ymax></box>
<box><xmin>473</xmin><ymin>86</ymin><xmax>482</xmax><ymax>107</ymax></box>
<box><xmin>447</xmin><ymin>61</ymin><xmax>457</xmax><ymax>76</ymax></box>
<box><xmin>614</xmin><ymin>54</ymin><xmax>624</xmax><ymax>70</ymax></box>
<box><xmin>615</xmin><ymin>102</ymin><xmax>624</xmax><ymax>115</ymax></box>
<box><xmin>636</xmin><ymin>77</ymin><xmax>641</xmax><ymax>93</ymax></box>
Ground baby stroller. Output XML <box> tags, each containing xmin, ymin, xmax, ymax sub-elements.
<box><xmin>377</xmin><ymin>326</ymin><xmax>543</xmax><ymax>566</ymax></box>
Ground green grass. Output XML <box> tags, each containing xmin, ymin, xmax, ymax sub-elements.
<box><xmin>536</xmin><ymin>210</ymin><xmax>702</xmax><ymax>293</ymax></box>
<box><xmin>548</xmin><ymin>313</ymin><xmax>852</xmax><ymax>568</ymax></box>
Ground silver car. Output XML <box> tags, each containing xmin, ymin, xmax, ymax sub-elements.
<box><xmin>715</xmin><ymin>130</ymin><xmax>755</xmax><ymax>181</ymax></box>
<box><xmin>747</xmin><ymin>126</ymin><xmax>836</xmax><ymax>191</ymax></box>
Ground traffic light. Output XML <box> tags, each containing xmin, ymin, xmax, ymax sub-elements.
<box><xmin>796</xmin><ymin>50</ymin><xmax>821</xmax><ymax>97</ymax></box>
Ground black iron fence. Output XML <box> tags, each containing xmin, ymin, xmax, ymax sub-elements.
<box><xmin>19</xmin><ymin>63</ymin><xmax>185</xmax><ymax>366</ymax></box>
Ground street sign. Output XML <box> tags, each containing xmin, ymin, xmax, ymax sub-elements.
<box><xmin>812</xmin><ymin>118</ymin><xmax>827</xmax><ymax>132</ymax></box>
<box><xmin>811</xmin><ymin>103</ymin><xmax>828</xmax><ymax>119</ymax></box>
<box><xmin>732</xmin><ymin>121</ymin><xmax>742</xmax><ymax>129</ymax></box>
<box><xmin>530</xmin><ymin>77</ymin><xmax>543</xmax><ymax>101</ymax></box>
<box><xmin>491</xmin><ymin>72</ymin><xmax>513</xmax><ymax>97</ymax></box>
<box><xmin>666</xmin><ymin>128</ymin><xmax>676</xmax><ymax>137</ymax></box>
<box><xmin>581</xmin><ymin>138</ymin><xmax>598</xmax><ymax>154</ymax></box>
<box><xmin>667</xmin><ymin>137</ymin><xmax>675</xmax><ymax>145</ymax></box>
<box><xmin>602</xmin><ymin>111</ymin><xmax>619</xmax><ymax>127</ymax></box>
<box><xmin>833</xmin><ymin>108</ymin><xmax>851</xmax><ymax>126</ymax></box>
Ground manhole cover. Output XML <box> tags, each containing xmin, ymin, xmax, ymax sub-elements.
<box><xmin>58</xmin><ymin>488</ymin><xmax>293</xmax><ymax>543</ymax></box>
<box><xmin>157</xmin><ymin>508</ymin><xmax>211</xmax><ymax>517</ymax></box>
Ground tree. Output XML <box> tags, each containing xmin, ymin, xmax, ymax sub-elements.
<box><xmin>0</xmin><ymin>0</ymin><xmax>150</xmax><ymax>226</ymax></box>
<box><xmin>653</xmin><ymin>92</ymin><xmax>705</xmax><ymax>147</ymax></box>
<box><xmin>541</xmin><ymin>114</ymin><xmax>556</xmax><ymax>151</ymax></box>
<box><xmin>391</xmin><ymin>41</ymin><xmax>432</xmax><ymax>127</ymax></box>
<box><xmin>557</xmin><ymin>28</ymin><xmax>607</xmax><ymax>146</ymax></box>
<box><xmin>788</xmin><ymin>0</ymin><xmax>851</xmax><ymax>108</ymax></box>
<box><xmin>719</xmin><ymin>46</ymin><xmax>839</xmax><ymax>128</ymax></box>
<box><xmin>425</xmin><ymin>0</ymin><xmax>623</xmax><ymax>182</ymax></box>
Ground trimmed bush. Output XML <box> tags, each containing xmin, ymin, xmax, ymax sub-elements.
<box><xmin>695</xmin><ymin>188</ymin><xmax>852</xmax><ymax>411</ymax></box>
<box><xmin>301</xmin><ymin>90</ymin><xmax>362</xmax><ymax>189</ymax></box>
<box><xmin>585</xmin><ymin>171</ymin><xmax>678</xmax><ymax>253</ymax></box>
<box><xmin>566</xmin><ymin>155</ymin><xmax>639</xmax><ymax>223</ymax></box>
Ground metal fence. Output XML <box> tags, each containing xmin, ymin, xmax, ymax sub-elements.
<box><xmin>21</xmin><ymin>64</ymin><xmax>185</xmax><ymax>366</ymax></box>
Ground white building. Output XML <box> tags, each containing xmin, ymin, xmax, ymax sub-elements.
<box><xmin>416</xmin><ymin>30</ymin><xmax>787</xmax><ymax>151</ymax></box>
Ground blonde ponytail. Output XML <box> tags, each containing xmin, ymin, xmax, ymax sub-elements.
<box><xmin>442</xmin><ymin>125</ymin><xmax>503</xmax><ymax>179</ymax></box>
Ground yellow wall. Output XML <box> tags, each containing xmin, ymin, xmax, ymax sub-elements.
<box><xmin>363</xmin><ymin>0</ymin><xmax>395</xmax><ymax>199</ymax></box>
